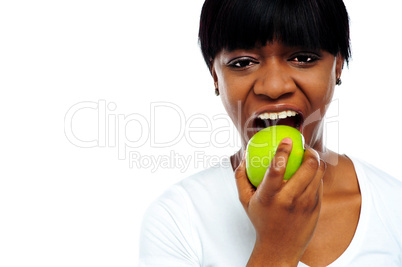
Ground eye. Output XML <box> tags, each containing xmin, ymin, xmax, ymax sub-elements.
<box><xmin>227</xmin><ymin>57</ymin><xmax>259</xmax><ymax>69</ymax></box>
<box><xmin>289</xmin><ymin>53</ymin><xmax>320</xmax><ymax>64</ymax></box>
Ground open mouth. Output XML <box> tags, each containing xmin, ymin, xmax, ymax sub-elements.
<box><xmin>253</xmin><ymin>110</ymin><xmax>303</xmax><ymax>134</ymax></box>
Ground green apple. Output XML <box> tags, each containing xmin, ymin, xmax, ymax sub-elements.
<box><xmin>246</xmin><ymin>125</ymin><xmax>305</xmax><ymax>187</ymax></box>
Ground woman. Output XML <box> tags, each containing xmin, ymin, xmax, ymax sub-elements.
<box><xmin>139</xmin><ymin>0</ymin><xmax>402</xmax><ymax>266</ymax></box>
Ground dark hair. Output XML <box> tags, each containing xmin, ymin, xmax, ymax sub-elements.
<box><xmin>199</xmin><ymin>0</ymin><xmax>351</xmax><ymax>70</ymax></box>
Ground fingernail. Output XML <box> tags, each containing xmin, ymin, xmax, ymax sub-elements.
<box><xmin>281</xmin><ymin>137</ymin><xmax>293</xmax><ymax>145</ymax></box>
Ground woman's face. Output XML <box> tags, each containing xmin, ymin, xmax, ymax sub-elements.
<box><xmin>212</xmin><ymin>41</ymin><xmax>344</xmax><ymax>151</ymax></box>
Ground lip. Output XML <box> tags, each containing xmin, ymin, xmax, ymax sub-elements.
<box><xmin>249</xmin><ymin>104</ymin><xmax>305</xmax><ymax>135</ymax></box>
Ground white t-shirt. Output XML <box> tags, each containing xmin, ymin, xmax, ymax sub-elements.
<box><xmin>139</xmin><ymin>156</ymin><xmax>402</xmax><ymax>266</ymax></box>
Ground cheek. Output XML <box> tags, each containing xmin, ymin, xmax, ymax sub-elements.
<box><xmin>218</xmin><ymin>75</ymin><xmax>251</xmax><ymax>142</ymax></box>
<box><xmin>319</xmin><ymin>73</ymin><xmax>336</xmax><ymax>111</ymax></box>
<box><xmin>220</xmin><ymin>83</ymin><xmax>244</xmax><ymax>129</ymax></box>
<box><xmin>300</xmin><ymin>74</ymin><xmax>336</xmax><ymax>144</ymax></box>
<box><xmin>301</xmin><ymin>69</ymin><xmax>336</xmax><ymax>111</ymax></box>
<box><xmin>218</xmin><ymin>72</ymin><xmax>247</xmax><ymax>108</ymax></box>
<box><xmin>219</xmin><ymin>79</ymin><xmax>237</xmax><ymax>114</ymax></box>
<box><xmin>312</xmin><ymin>81</ymin><xmax>335</xmax><ymax>109</ymax></box>
<box><xmin>219</xmin><ymin>75</ymin><xmax>247</xmax><ymax>99</ymax></box>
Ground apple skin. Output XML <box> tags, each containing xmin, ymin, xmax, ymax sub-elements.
<box><xmin>246</xmin><ymin>125</ymin><xmax>305</xmax><ymax>187</ymax></box>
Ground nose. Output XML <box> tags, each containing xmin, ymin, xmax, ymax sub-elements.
<box><xmin>253</xmin><ymin>61</ymin><xmax>297</xmax><ymax>100</ymax></box>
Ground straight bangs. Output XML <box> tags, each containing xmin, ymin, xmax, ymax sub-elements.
<box><xmin>199</xmin><ymin>0</ymin><xmax>350</xmax><ymax>69</ymax></box>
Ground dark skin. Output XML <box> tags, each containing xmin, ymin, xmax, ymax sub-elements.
<box><xmin>212</xmin><ymin>41</ymin><xmax>361</xmax><ymax>266</ymax></box>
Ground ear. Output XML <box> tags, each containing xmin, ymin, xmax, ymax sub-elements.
<box><xmin>211</xmin><ymin>60</ymin><xmax>219</xmax><ymax>89</ymax></box>
<box><xmin>335</xmin><ymin>54</ymin><xmax>345</xmax><ymax>79</ymax></box>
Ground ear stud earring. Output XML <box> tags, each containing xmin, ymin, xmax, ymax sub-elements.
<box><xmin>336</xmin><ymin>78</ymin><xmax>342</xmax><ymax>86</ymax></box>
<box><xmin>215</xmin><ymin>88</ymin><xmax>220</xmax><ymax>96</ymax></box>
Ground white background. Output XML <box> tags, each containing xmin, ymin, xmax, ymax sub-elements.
<box><xmin>0</xmin><ymin>0</ymin><xmax>401</xmax><ymax>266</ymax></box>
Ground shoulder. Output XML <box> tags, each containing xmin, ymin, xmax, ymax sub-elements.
<box><xmin>143</xmin><ymin>156</ymin><xmax>234</xmax><ymax>219</ymax></box>
<box><xmin>145</xmin><ymin>155</ymin><xmax>235</xmax><ymax>214</ymax></box>
<box><xmin>351</xmin><ymin>157</ymin><xmax>402</xmax><ymax>192</ymax></box>
<box><xmin>151</xmin><ymin>156</ymin><xmax>233</xmax><ymax>201</ymax></box>
<box><xmin>139</xmin><ymin>158</ymin><xmax>237</xmax><ymax>264</ymax></box>
<box><xmin>142</xmin><ymin>160</ymin><xmax>233</xmax><ymax>224</ymax></box>
<box><xmin>176</xmin><ymin>157</ymin><xmax>236</xmax><ymax>203</ymax></box>
<box><xmin>148</xmin><ymin>157</ymin><xmax>238</xmax><ymax>224</ymax></box>
<box><xmin>350</xmin><ymin>156</ymin><xmax>402</xmax><ymax>243</ymax></box>
<box><xmin>351</xmin><ymin>157</ymin><xmax>402</xmax><ymax>206</ymax></box>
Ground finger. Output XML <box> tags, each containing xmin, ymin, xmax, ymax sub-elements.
<box><xmin>284</xmin><ymin>148</ymin><xmax>320</xmax><ymax>197</ymax></box>
<box><xmin>300</xmin><ymin>159</ymin><xmax>326</xmax><ymax>211</ymax></box>
<box><xmin>257</xmin><ymin>137</ymin><xmax>293</xmax><ymax>200</ymax></box>
<box><xmin>234</xmin><ymin>151</ymin><xmax>255</xmax><ymax>209</ymax></box>
<box><xmin>305</xmin><ymin>159</ymin><xmax>326</xmax><ymax>197</ymax></box>
<box><xmin>313</xmin><ymin>170</ymin><xmax>324</xmax><ymax>215</ymax></box>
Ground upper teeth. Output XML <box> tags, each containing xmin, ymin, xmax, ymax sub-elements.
<box><xmin>258</xmin><ymin>110</ymin><xmax>297</xmax><ymax>120</ymax></box>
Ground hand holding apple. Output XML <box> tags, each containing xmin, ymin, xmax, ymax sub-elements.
<box><xmin>234</xmin><ymin>144</ymin><xmax>324</xmax><ymax>265</ymax></box>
